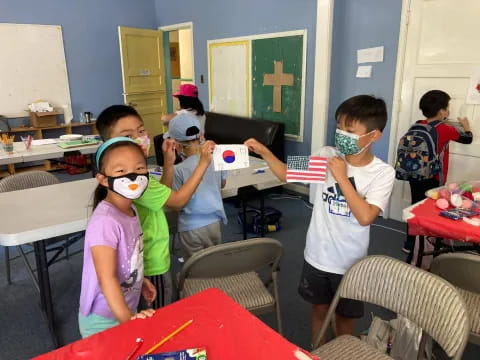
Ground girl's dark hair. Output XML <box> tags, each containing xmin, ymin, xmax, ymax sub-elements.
<box><xmin>93</xmin><ymin>141</ymin><xmax>145</xmax><ymax>209</ymax></box>
<box><xmin>419</xmin><ymin>90</ymin><xmax>450</xmax><ymax>118</ymax></box>
<box><xmin>177</xmin><ymin>95</ymin><xmax>205</xmax><ymax>116</ymax></box>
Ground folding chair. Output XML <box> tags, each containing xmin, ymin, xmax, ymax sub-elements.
<box><xmin>311</xmin><ymin>255</ymin><xmax>470</xmax><ymax>360</ymax></box>
<box><xmin>0</xmin><ymin>171</ymin><xmax>83</xmax><ymax>290</ymax></box>
<box><xmin>177</xmin><ymin>237</ymin><xmax>283</xmax><ymax>334</ymax></box>
<box><xmin>431</xmin><ymin>252</ymin><xmax>480</xmax><ymax>345</ymax></box>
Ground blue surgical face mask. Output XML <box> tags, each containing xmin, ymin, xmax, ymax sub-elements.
<box><xmin>335</xmin><ymin>129</ymin><xmax>375</xmax><ymax>155</ymax></box>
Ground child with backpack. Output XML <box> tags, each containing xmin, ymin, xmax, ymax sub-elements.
<box><xmin>395</xmin><ymin>90</ymin><xmax>473</xmax><ymax>254</ymax></box>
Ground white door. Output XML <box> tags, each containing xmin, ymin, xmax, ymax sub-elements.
<box><xmin>388</xmin><ymin>0</ymin><xmax>480</xmax><ymax>221</ymax></box>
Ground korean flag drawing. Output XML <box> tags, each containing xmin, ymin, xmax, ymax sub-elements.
<box><xmin>213</xmin><ymin>144</ymin><xmax>250</xmax><ymax>171</ymax></box>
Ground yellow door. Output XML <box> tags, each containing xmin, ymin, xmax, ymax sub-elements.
<box><xmin>118</xmin><ymin>26</ymin><xmax>167</xmax><ymax>156</ymax></box>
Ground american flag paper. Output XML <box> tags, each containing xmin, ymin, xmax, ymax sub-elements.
<box><xmin>286</xmin><ymin>156</ymin><xmax>327</xmax><ymax>183</ymax></box>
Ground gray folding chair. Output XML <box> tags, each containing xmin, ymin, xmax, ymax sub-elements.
<box><xmin>431</xmin><ymin>252</ymin><xmax>480</xmax><ymax>345</ymax></box>
<box><xmin>164</xmin><ymin>208</ymin><xmax>179</xmax><ymax>254</ymax></box>
<box><xmin>177</xmin><ymin>237</ymin><xmax>283</xmax><ymax>334</ymax></box>
<box><xmin>311</xmin><ymin>255</ymin><xmax>470</xmax><ymax>360</ymax></box>
<box><xmin>0</xmin><ymin>171</ymin><xmax>83</xmax><ymax>289</ymax></box>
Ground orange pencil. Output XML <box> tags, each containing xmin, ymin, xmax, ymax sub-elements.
<box><xmin>144</xmin><ymin>319</ymin><xmax>193</xmax><ymax>355</ymax></box>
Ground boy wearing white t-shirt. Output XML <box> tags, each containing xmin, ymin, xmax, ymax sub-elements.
<box><xmin>245</xmin><ymin>95</ymin><xmax>395</xmax><ymax>346</ymax></box>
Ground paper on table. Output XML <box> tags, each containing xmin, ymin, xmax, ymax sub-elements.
<box><xmin>356</xmin><ymin>65</ymin><xmax>372</xmax><ymax>78</ymax></box>
<box><xmin>28</xmin><ymin>101</ymin><xmax>54</xmax><ymax>112</ymax></box>
<box><xmin>32</xmin><ymin>139</ymin><xmax>58</xmax><ymax>145</ymax></box>
<box><xmin>466</xmin><ymin>66</ymin><xmax>480</xmax><ymax>104</ymax></box>
<box><xmin>213</xmin><ymin>144</ymin><xmax>250</xmax><ymax>171</ymax></box>
<box><xmin>357</xmin><ymin>46</ymin><xmax>384</xmax><ymax>64</ymax></box>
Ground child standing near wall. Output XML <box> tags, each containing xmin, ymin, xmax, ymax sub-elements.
<box><xmin>96</xmin><ymin>105</ymin><xmax>215</xmax><ymax>308</ymax></box>
<box><xmin>164</xmin><ymin>113</ymin><xmax>227</xmax><ymax>258</ymax></box>
<box><xmin>395</xmin><ymin>90</ymin><xmax>473</xmax><ymax>254</ymax></box>
<box><xmin>245</xmin><ymin>95</ymin><xmax>395</xmax><ymax>346</ymax></box>
<box><xmin>79</xmin><ymin>138</ymin><xmax>156</xmax><ymax>338</ymax></box>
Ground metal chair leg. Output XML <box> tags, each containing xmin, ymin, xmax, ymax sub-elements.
<box><xmin>18</xmin><ymin>245</ymin><xmax>40</xmax><ymax>293</ymax></box>
<box><xmin>65</xmin><ymin>239</ymin><xmax>70</xmax><ymax>260</ymax></box>
<box><xmin>4</xmin><ymin>246</ymin><xmax>11</xmax><ymax>284</ymax></box>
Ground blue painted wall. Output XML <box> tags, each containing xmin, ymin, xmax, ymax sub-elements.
<box><xmin>0</xmin><ymin>0</ymin><xmax>157</xmax><ymax>126</ymax></box>
<box><xmin>154</xmin><ymin>0</ymin><xmax>317</xmax><ymax>155</ymax></box>
<box><xmin>327</xmin><ymin>0</ymin><xmax>402</xmax><ymax>161</ymax></box>
<box><xmin>1</xmin><ymin>0</ymin><xmax>402</xmax><ymax>160</ymax></box>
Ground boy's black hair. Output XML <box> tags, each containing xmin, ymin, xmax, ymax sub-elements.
<box><xmin>335</xmin><ymin>95</ymin><xmax>388</xmax><ymax>132</ymax></box>
<box><xmin>96</xmin><ymin>105</ymin><xmax>142</xmax><ymax>141</ymax></box>
<box><xmin>419</xmin><ymin>90</ymin><xmax>450</xmax><ymax>118</ymax></box>
<box><xmin>177</xmin><ymin>95</ymin><xmax>205</xmax><ymax>116</ymax></box>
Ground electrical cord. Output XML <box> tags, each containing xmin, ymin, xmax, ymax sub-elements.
<box><xmin>268</xmin><ymin>193</ymin><xmax>407</xmax><ymax>234</ymax></box>
<box><xmin>267</xmin><ymin>193</ymin><xmax>313</xmax><ymax>210</ymax></box>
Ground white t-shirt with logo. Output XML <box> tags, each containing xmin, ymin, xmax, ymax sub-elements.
<box><xmin>305</xmin><ymin>146</ymin><xmax>395</xmax><ymax>275</ymax></box>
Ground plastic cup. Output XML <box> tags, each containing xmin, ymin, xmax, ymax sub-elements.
<box><xmin>21</xmin><ymin>136</ymin><xmax>32</xmax><ymax>151</ymax></box>
<box><xmin>4</xmin><ymin>142</ymin><xmax>13</xmax><ymax>154</ymax></box>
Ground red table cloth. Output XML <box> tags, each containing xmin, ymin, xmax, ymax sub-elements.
<box><xmin>407</xmin><ymin>198</ymin><xmax>480</xmax><ymax>243</ymax></box>
<box><xmin>33</xmin><ymin>288</ymin><xmax>317</xmax><ymax>360</ymax></box>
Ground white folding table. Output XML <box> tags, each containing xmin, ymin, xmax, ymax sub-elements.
<box><xmin>0</xmin><ymin>179</ymin><xmax>95</xmax><ymax>347</ymax></box>
<box><xmin>1</xmin><ymin>141</ymin><xmax>100</xmax><ymax>174</ymax></box>
<box><xmin>0</xmin><ymin>159</ymin><xmax>283</xmax><ymax>348</ymax></box>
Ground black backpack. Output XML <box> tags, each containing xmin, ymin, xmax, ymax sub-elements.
<box><xmin>237</xmin><ymin>206</ymin><xmax>282</xmax><ymax>235</ymax></box>
<box><xmin>395</xmin><ymin>120</ymin><xmax>442</xmax><ymax>181</ymax></box>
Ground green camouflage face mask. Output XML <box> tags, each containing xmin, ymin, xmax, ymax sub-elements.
<box><xmin>335</xmin><ymin>129</ymin><xmax>374</xmax><ymax>155</ymax></box>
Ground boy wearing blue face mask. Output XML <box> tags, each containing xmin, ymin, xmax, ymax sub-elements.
<box><xmin>245</xmin><ymin>95</ymin><xmax>395</xmax><ymax>346</ymax></box>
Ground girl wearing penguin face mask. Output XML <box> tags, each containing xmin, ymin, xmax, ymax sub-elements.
<box><xmin>78</xmin><ymin>138</ymin><xmax>156</xmax><ymax>338</ymax></box>
<box><xmin>95</xmin><ymin>138</ymin><xmax>150</xmax><ymax>202</ymax></box>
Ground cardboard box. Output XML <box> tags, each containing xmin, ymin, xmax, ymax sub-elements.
<box><xmin>29</xmin><ymin>111</ymin><xmax>58</xmax><ymax>128</ymax></box>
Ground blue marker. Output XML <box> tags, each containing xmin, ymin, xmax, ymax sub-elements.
<box><xmin>253</xmin><ymin>166</ymin><xmax>269</xmax><ymax>174</ymax></box>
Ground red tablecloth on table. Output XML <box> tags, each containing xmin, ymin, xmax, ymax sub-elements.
<box><xmin>33</xmin><ymin>288</ymin><xmax>317</xmax><ymax>360</ymax></box>
<box><xmin>408</xmin><ymin>198</ymin><xmax>480</xmax><ymax>243</ymax></box>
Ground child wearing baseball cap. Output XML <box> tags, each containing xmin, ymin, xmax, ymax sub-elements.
<box><xmin>162</xmin><ymin>84</ymin><xmax>206</xmax><ymax>135</ymax></box>
<box><xmin>165</xmin><ymin>113</ymin><xmax>227</xmax><ymax>258</ymax></box>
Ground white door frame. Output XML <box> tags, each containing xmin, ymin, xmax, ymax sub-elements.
<box><xmin>385</xmin><ymin>0</ymin><xmax>410</xmax><ymax>219</ymax></box>
<box><xmin>387</xmin><ymin>0</ymin><xmax>410</xmax><ymax>168</ymax></box>
<box><xmin>310</xmin><ymin>0</ymin><xmax>334</xmax><ymax>154</ymax></box>
<box><xmin>159</xmin><ymin>22</ymin><xmax>195</xmax><ymax>82</ymax></box>
<box><xmin>304</xmin><ymin>0</ymin><xmax>334</xmax><ymax>199</ymax></box>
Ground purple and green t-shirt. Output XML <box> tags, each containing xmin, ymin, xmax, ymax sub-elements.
<box><xmin>79</xmin><ymin>200</ymin><xmax>144</xmax><ymax>319</ymax></box>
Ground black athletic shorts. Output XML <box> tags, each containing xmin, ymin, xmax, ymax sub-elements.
<box><xmin>298</xmin><ymin>260</ymin><xmax>364</xmax><ymax>318</ymax></box>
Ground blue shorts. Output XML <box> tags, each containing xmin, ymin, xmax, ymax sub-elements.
<box><xmin>78</xmin><ymin>312</ymin><xmax>119</xmax><ymax>338</ymax></box>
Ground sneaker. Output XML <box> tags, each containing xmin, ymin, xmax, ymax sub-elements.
<box><xmin>401</xmin><ymin>247</ymin><xmax>411</xmax><ymax>254</ymax></box>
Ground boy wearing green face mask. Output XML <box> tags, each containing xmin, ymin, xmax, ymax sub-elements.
<box><xmin>245</xmin><ymin>95</ymin><xmax>395</xmax><ymax>347</ymax></box>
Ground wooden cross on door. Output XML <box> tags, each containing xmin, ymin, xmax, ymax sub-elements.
<box><xmin>263</xmin><ymin>60</ymin><xmax>294</xmax><ymax>112</ymax></box>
